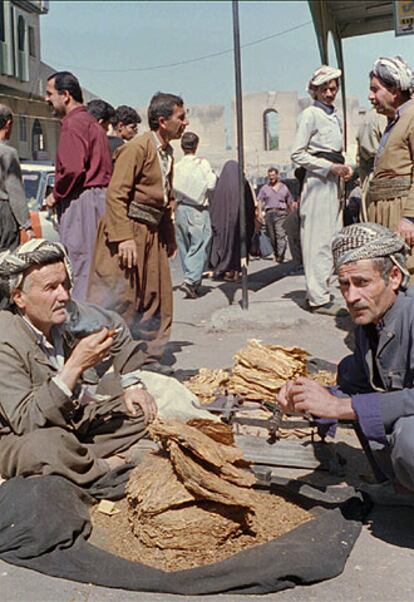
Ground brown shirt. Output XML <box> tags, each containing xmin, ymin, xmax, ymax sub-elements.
<box><xmin>103</xmin><ymin>131</ymin><xmax>175</xmax><ymax>243</ymax></box>
<box><xmin>373</xmin><ymin>101</ymin><xmax>414</xmax><ymax>215</ymax></box>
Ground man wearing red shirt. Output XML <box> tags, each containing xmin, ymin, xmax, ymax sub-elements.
<box><xmin>45</xmin><ymin>71</ymin><xmax>112</xmax><ymax>300</ymax></box>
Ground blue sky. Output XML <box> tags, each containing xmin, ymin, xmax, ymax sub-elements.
<box><xmin>40</xmin><ymin>0</ymin><xmax>414</xmax><ymax>111</ymax></box>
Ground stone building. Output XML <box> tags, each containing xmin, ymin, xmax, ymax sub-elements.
<box><xmin>0</xmin><ymin>0</ymin><xmax>96</xmax><ymax>161</ymax></box>
<box><xmin>137</xmin><ymin>91</ymin><xmax>367</xmax><ymax>183</ymax></box>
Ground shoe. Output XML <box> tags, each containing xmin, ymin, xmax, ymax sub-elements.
<box><xmin>309</xmin><ymin>301</ymin><xmax>348</xmax><ymax>317</ymax></box>
<box><xmin>144</xmin><ymin>361</ymin><xmax>174</xmax><ymax>376</ymax></box>
<box><xmin>179</xmin><ymin>282</ymin><xmax>199</xmax><ymax>299</ymax></box>
<box><xmin>290</xmin><ymin>266</ymin><xmax>304</xmax><ymax>275</ymax></box>
<box><xmin>360</xmin><ymin>481</ymin><xmax>414</xmax><ymax>507</ymax></box>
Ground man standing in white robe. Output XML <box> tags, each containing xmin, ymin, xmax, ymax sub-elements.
<box><xmin>291</xmin><ymin>66</ymin><xmax>353</xmax><ymax>315</ymax></box>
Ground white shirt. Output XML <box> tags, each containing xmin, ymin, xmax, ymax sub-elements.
<box><xmin>174</xmin><ymin>154</ymin><xmax>216</xmax><ymax>206</ymax></box>
<box><xmin>291</xmin><ymin>101</ymin><xmax>343</xmax><ymax>178</ymax></box>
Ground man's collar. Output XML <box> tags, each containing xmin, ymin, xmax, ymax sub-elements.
<box><xmin>20</xmin><ymin>314</ymin><xmax>63</xmax><ymax>349</ymax></box>
<box><xmin>396</xmin><ymin>97</ymin><xmax>414</xmax><ymax>117</ymax></box>
<box><xmin>314</xmin><ymin>100</ymin><xmax>336</xmax><ymax>115</ymax></box>
<box><xmin>374</xmin><ymin>292</ymin><xmax>405</xmax><ymax>333</ymax></box>
<box><xmin>62</xmin><ymin>105</ymin><xmax>86</xmax><ymax>123</ymax></box>
<box><xmin>151</xmin><ymin>130</ymin><xmax>172</xmax><ymax>152</ymax></box>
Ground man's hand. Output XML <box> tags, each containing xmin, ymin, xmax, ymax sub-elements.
<box><xmin>276</xmin><ymin>380</ymin><xmax>295</xmax><ymax>413</ymax></box>
<box><xmin>45</xmin><ymin>192</ymin><xmax>56</xmax><ymax>208</ymax></box>
<box><xmin>118</xmin><ymin>239</ymin><xmax>138</xmax><ymax>269</ymax></box>
<box><xmin>396</xmin><ymin>219</ymin><xmax>414</xmax><ymax>247</ymax></box>
<box><xmin>330</xmin><ymin>164</ymin><xmax>353</xmax><ymax>181</ymax></box>
<box><xmin>59</xmin><ymin>328</ymin><xmax>114</xmax><ymax>391</ymax></box>
<box><xmin>124</xmin><ymin>387</ymin><xmax>158</xmax><ymax>424</ymax></box>
<box><xmin>288</xmin><ymin>377</ymin><xmax>355</xmax><ymax>420</ymax></box>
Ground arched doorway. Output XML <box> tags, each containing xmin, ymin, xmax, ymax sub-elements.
<box><xmin>263</xmin><ymin>109</ymin><xmax>279</xmax><ymax>151</ymax></box>
<box><xmin>32</xmin><ymin>119</ymin><xmax>46</xmax><ymax>159</ymax></box>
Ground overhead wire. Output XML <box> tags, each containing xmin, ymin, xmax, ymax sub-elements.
<box><xmin>52</xmin><ymin>21</ymin><xmax>312</xmax><ymax>74</ymax></box>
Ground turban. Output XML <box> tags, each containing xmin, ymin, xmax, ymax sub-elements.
<box><xmin>332</xmin><ymin>223</ymin><xmax>410</xmax><ymax>289</ymax></box>
<box><xmin>0</xmin><ymin>239</ymin><xmax>73</xmax><ymax>300</ymax></box>
<box><xmin>371</xmin><ymin>56</ymin><xmax>414</xmax><ymax>92</ymax></box>
<box><xmin>307</xmin><ymin>65</ymin><xmax>342</xmax><ymax>98</ymax></box>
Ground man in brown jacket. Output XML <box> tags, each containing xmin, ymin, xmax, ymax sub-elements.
<box><xmin>88</xmin><ymin>92</ymin><xmax>188</xmax><ymax>374</ymax></box>
<box><xmin>0</xmin><ymin>239</ymin><xmax>157</xmax><ymax>486</ymax></box>
<box><xmin>366</xmin><ymin>56</ymin><xmax>414</xmax><ymax>280</ymax></box>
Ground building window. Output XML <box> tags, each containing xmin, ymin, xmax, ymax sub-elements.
<box><xmin>19</xmin><ymin>116</ymin><xmax>27</xmax><ymax>142</ymax></box>
<box><xmin>263</xmin><ymin>109</ymin><xmax>279</xmax><ymax>151</ymax></box>
<box><xmin>32</xmin><ymin>119</ymin><xmax>45</xmax><ymax>154</ymax></box>
<box><xmin>0</xmin><ymin>1</ymin><xmax>5</xmax><ymax>43</ymax></box>
<box><xmin>28</xmin><ymin>26</ymin><xmax>35</xmax><ymax>57</ymax></box>
<box><xmin>17</xmin><ymin>15</ymin><xmax>25</xmax><ymax>51</ymax></box>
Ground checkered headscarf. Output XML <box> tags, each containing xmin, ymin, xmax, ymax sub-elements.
<box><xmin>332</xmin><ymin>223</ymin><xmax>410</xmax><ymax>289</ymax></box>
<box><xmin>0</xmin><ymin>239</ymin><xmax>73</xmax><ymax>300</ymax></box>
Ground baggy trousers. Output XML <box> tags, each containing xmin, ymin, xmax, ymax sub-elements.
<box><xmin>300</xmin><ymin>173</ymin><xmax>342</xmax><ymax>306</ymax></box>
<box><xmin>0</xmin><ymin>396</ymin><xmax>146</xmax><ymax>486</ymax></box>
<box><xmin>88</xmin><ymin>219</ymin><xmax>173</xmax><ymax>361</ymax></box>
<box><xmin>366</xmin><ymin>196</ymin><xmax>414</xmax><ymax>284</ymax></box>
<box><xmin>57</xmin><ymin>187</ymin><xmax>107</xmax><ymax>302</ymax></box>
<box><xmin>175</xmin><ymin>204</ymin><xmax>212</xmax><ymax>286</ymax></box>
<box><xmin>360</xmin><ymin>416</ymin><xmax>414</xmax><ymax>492</ymax></box>
<box><xmin>265</xmin><ymin>208</ymin><xmax>288</xmax><ymax>260</ymax></box>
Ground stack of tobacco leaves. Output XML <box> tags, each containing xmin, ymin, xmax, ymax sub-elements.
<box><xmin>185</xmin><ymin>340</ymin><xmax>336</xmax><ymax>405</ymax></box>
<box><xmin>125</xmin><ymin>418</ymin><xmax>310</xmax><ymax>569</ymax></box>
<box><xmin>230</xmin><ymin>339</ymin><xmax>308</xmax><ymax>401</ymax></box>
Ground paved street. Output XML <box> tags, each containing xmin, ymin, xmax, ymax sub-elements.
<box><xmin>2</xmin><ymin>257</ymin><xmax>414</xmax><ymax>601</ymax></box>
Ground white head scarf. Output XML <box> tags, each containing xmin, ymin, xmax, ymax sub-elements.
<box><xmin>371</xmin><ymin>56</ymin><xmax>414</xmax><ymax>92</ymax></box>
<box><xmin>307</xmin><ymin>65</ymin><xmax>342</xmax><ymax>99</ymax></box>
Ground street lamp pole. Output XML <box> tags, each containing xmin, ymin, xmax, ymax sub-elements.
<box><xmin>232</xmin><ymin>0</ymin><xmax>248</xmax><ymax>310</ymax></box>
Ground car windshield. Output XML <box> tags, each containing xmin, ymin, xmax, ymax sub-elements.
<box><xmin>22</xmin><ymin>172</ymin><xmax>41</xmax><ymax>210</ymax></box>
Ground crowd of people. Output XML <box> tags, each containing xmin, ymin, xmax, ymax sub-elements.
<box><xmin>0</xmin><ymin>54</ymin><xmax>414</xmax><ymax>508</ymax></box>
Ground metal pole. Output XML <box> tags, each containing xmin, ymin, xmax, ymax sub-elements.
<box><xmin>232</xmin><ymin>0</ymin><xmax>248</xmax><ymax>310</ymax></box>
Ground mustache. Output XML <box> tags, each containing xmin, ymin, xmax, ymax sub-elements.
<box><xmin>348</xmin><ymin>302</ymin><xmax>369</xmax><ymax>310</ymax></box>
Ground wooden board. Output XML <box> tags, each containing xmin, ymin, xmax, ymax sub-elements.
<box><xmin>235</xmin><ymin>435</ymin><xmax>336</xmax><ymax>471</ymax></box>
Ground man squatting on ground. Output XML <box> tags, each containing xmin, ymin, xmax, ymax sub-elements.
<box><xmin>87</xmin><ymin>93</ymin><xmax>188</xmax><ymax>375</ymax></box>
<box><xmin>0</xmin><ymin>105</ymin><xmax>34</xmax><ymax>254</ymax></box>
<box><xmin>256</xmin><ymin>167</ymin><xmax>293</xmax><ymax>264</ymax></box>
<box><xmin>365</xmin><ymin>56</ymin><xmax>414</xmax><ymax>283</ymax></box>
<box><xmin>291</xmin><ymin>65</ymin><xmax>353</xmax><ymax>316</ymax></box>
<box><xmin>0</xmin><ymin>239</ymin><xmax>157</xmax><ymax>486</ymax></box>
<box><xmin>45</xmin><ymin>71</ymin><xmax>112</xmax><ymax>302</ymax></box>
<box><xmin>278</xmin><ymin>222</ymin><xmax>414</xmax><ymax>505</ymax></box>
<box><xmin>174</xmin><ymin>131</ymin><xmax>216</xmax><ymax>299</ymax></box>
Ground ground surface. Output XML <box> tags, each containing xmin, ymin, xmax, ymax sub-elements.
<box><xmin>2</xmin><ymin>257</ymin><xmax>414</xmax><ymax>602</ymax></box>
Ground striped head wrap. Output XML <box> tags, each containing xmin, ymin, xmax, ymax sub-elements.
<box><xmin>371</xmin><ymin>56</ymin><xmax>414</xmax><ymax>92</ymax></box>
<box><xmin>332</xmin><ymin>223</ymin><xmax>410</xmax><ymax>289</ymax></box>
<box><xmin>307</xmin><ymin>65</ymin><xmax>342</xmax><ymax>98</ymax></box>
<box><xmin>0</xmin><ymin>239</ymin><xmax>73</xmax><ymax>301</ymax></box>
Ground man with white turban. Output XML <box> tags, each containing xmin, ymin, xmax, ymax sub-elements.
<box><xmin>365</xmin><ymin>55</ymin><xmax>414</xmax><ymax>283</ymax></box>
<box><xmin>278</xmin><ymin>222</ymin><xmax>414</xmax><ymax>505</ymax></box>
<box><xmin>291</xmin><ymin>65</ymin><xmax>353</xmax><ymax>315</ymax></box>
<box><xmin>0</xmin><ymin>239</ymin><xmax>157</xmax><ymax>486</ymax></box>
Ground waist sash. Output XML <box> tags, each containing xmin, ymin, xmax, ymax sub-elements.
<box><xmin>128</xmin><ymin>201</ymin><xmax>166</xmax><ymax>227</ymax></box>
<box><xmin>368</xmin><ymin>176</ymin><xmax>411</xmax><ymax>202</ymax></box>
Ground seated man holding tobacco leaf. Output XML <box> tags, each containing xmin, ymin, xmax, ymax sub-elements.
<box><xmin>278</xmin><ymin>222</ymin><xmax>414</xmax><ymax>506</ymax></box>
<box><xmin>0</xmin><ymin>239</ymin><xmax>157</xmax><ymax>486</ymax></box>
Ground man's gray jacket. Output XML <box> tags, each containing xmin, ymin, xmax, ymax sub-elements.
<box><xmin>0</xmin><ymin>303</ymin><xmax>146</xmax><ymax>437</ymax></box>
<box><xmin>338</xmin><ymin>290</ymin><xmax>414</xmax><ymax>444</ymax></box>
<box><xmin>0</xmin><ymin>141</ymin><xmax>30</xmax><ymax>228</ymax></box>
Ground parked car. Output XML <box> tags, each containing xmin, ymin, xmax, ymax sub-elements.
<box><xmin>21</xmin><ymin>162</ymin><xmax>59</xmax><ymax>242</ymax></box>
